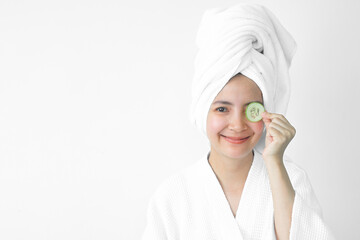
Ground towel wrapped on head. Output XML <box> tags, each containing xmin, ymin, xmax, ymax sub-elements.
<box><xmin>188</xmin><ymin>3</ymin><xmax>297</xmax><ymax>154</ymax></box>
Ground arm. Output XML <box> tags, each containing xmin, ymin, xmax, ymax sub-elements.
<box><xmin>286</xmin><ymin>160</ymin><xmax>336</xmax><ymax>240</ymax></box>
<box><xmin>265</xmin><ymin>157</ymin><xmax>295</xmax><ymax>240</ymax></box>
<box><xmin>261</xmin><ymin>111</ymin><xmax>335</xmax><ymax>239</ymax></box>
<box><xmin>142</xmin><ymin>179</ymin><xmax>179</xmax><ymax>240</ymax></box>
<box><xmin>142</xmin><ymin>194</ymin><xmax>168</xmax><ymax>240</ymax></box>
<box><xmin>265</xmin><ymin>157</ymin><xmax>337</xmax><ymax>240</ymax></box>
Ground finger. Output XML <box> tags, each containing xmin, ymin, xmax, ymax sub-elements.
<box><xmin>268</xmin><ymin>121</ymin><xmax>287</xmax><ymax>134</ymax></box>
<box><xmin>267</xmin><ymin>125</ymin><xmax>283</xmax><ymax>138</ymax></box>
<box><xmin>270</xmin><ymin>117</ymin><xmax>291</xmax><ymax>130</ymax></box>
<box><xmin>262</xmin><ymin>116</ymin><xmax>271</xmax><ymax>127</ymax></box>
<box><xmin>267</xmin><ymin>122</ymin><xmax>295</xmax><ymax>139</ymax></box>
<box><xmin>262</xmin><ymin>111</ymin><xmax>291</xmax><ymax>126</ymax></box>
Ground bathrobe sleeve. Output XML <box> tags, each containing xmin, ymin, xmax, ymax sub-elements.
<box><xmin>286</xmin><ymin>160</ymin><xmax>336</xmax><ymax>239</ymax></box>
<box><xmin>141</xmin><ymin>178</ymin><xmax>179</xmax><ymax>240</ymax></box>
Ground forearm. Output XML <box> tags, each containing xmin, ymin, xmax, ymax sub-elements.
<box><xmin>265</xmin><ymin>158</ymin><xmax>295</xmax><ymax>240</ymax></box>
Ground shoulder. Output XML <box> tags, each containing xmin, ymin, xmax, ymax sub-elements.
<box><xmin>283</xmin><ymin>155</ymin><xmax>306</xmax><ymax>175</ymax></box>
<box><xmin>148</xmin><ymin>160</ymin><xmax>200</xmax><ymax>206</ymax></box>
<box><xmin>151</xmin><ymin>172</ymin><xmax>185</xmax><ymax>201</ymax></box>
<box><xmin>282</xmin><ymin>154</ymin><xmax>323</xmax><ymax>214</ymax></box>
<box><xmin>282</xmin><ymin>154</ymin><xmax>312</xmax><ymax>188</ymax></box>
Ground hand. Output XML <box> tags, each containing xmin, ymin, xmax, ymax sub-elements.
<box><xmin>261</xmin><ymin>111</ymin><xmax>296</xmax><ymax>162</ymax></box>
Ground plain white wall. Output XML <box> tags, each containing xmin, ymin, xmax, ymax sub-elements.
<box><xmin>0</xmin><ymin>0</ymin><xmax>359</xmax><ymax>239</ymax></box>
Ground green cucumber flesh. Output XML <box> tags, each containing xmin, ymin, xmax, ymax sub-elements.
<box><xmin>245</xmin><ymin>102</ymin><xmax>265</xmax><ymax>122</ymax></box>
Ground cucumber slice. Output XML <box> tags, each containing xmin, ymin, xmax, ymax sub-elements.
<box><xmin>245</xmin><ymin>102</ymin><xmax>265</xmax><ymax>122</ymax></box>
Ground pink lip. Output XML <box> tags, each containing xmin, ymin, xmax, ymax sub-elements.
<box><xmin>222</xmin><ymin>135</ymin><xmax>250</xmax><ymax>144</ymax></box>
<box><xmin>224</xmin><ymin>136</ymin><xmax>249</xmax><ymax>140</ymax></box>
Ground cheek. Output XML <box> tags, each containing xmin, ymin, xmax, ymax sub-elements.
<box><xmin>207</xmin><ymin>115</ymin><xmax>226</xmax><ymax>133</ymax></box>
<box><xmin>251</xmin><ymin>121</ymin><xmax>264</xmax><ymax>133</ymax></box>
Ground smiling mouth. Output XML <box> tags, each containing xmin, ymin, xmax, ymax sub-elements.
<box><xmin>221</xmin><ymin>135</ymin><xmax>250</xmax><ymax>144</ymax></box>
<box><xmin>221</xmin><ymin>135</ymin><xmax>250</xmax><ymax>140</ymax></box>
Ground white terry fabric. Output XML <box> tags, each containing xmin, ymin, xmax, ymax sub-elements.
<box><xmin>142</xmin><ymin>149</ymin><xmax>336</xmax><ymax>239</ymax></box>
<box><xmin>188</xmin><ymin>3</ymin><xmax>297</xmax><ymax>155</ymax></box>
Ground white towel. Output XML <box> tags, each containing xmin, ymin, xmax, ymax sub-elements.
<box><xmin>188</xmin><ymin>3</ymin><xmax>297</xmax><ymax>155</ymax></box>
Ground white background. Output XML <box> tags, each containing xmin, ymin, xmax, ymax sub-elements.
<box><xmin>1</xmin><ymin>0</ymin><xmax>359</xmax><ymax>239</ymax></box>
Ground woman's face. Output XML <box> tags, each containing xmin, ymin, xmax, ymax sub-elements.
<box><xmin>206</xmin><ymin>74</ymin><xmax>264</xmax><ymax>160</ymax></box>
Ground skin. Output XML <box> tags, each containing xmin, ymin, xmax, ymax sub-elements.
<box><xmin>206</xmin><ymin>73</ymin><xmax>296</xmax><ymax>240</ymax></box>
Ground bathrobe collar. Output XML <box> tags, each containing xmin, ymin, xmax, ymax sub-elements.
<box><xmin>199</xmin><ymin>149</ymin><xmax>274</xmax><ymax>239</ymax></box>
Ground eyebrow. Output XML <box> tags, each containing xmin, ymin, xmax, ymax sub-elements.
<box><xmin>212</xmin><ymin>100</ymin><xmax>263</xmax><ymax>107</ymax></box>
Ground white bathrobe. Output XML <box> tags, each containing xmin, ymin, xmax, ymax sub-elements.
<box><xmin>142</xmin><ymin>149</ymin><xmax>336</xmax><ymax>239</ymax></box>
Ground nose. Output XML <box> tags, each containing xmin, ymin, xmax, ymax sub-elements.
<box><xmin>228</xmin><ymin>112</ymin><xmax>248</xmax><ymax>132</ymax></box>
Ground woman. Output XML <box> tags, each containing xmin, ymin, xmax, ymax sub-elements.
<box><xmin>142</xmin><ymin>3</ymin><xmax>335</xmax><ymax>239</ymax></box>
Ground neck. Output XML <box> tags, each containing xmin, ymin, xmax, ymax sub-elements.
<box><xmin>208</xmin><ymin>150</ymin><xmax>254</xmax><ymax>192</ymax></box>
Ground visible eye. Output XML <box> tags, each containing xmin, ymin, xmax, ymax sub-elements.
<box><xmin>215</xmin><ymin>107</ymin><xmax>227</xmax><ymax>112</ymax></box>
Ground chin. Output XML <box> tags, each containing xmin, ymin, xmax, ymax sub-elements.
<box><xmin>227</xmin><ymin>149</ymin><xmax>253</xmax><ymax>158</ymax></box>
<box><xmin>220</xmin><ymin>145</ymin><xmax>253</xmax><ymax>158</ymax></box>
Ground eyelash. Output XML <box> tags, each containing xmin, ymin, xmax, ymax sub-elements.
<box><xmin>216</xmin><ymin>107</ymin><xmax>227</xmax><ymax>112</ymax></box>
<box><xmin>215</xmin><ymin>107</ymin><xmax>246</xmax><ymax>113</ymax></box>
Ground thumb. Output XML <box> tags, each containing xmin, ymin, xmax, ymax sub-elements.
<box><xmin>261</xmin><ymin>111</ymin><xmax>270</xmax><ymax>127</ymax></box>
